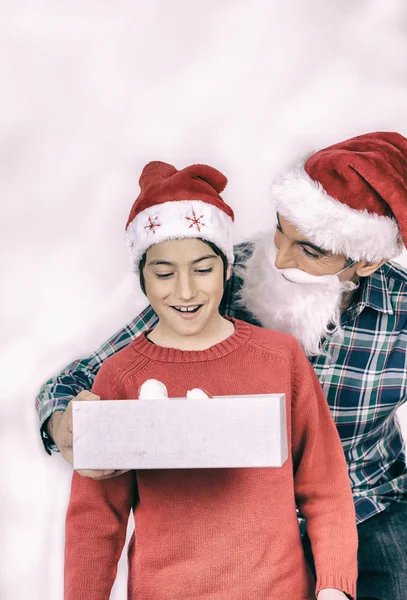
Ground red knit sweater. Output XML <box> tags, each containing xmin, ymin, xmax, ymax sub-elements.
<box><xmin>65</xmin><ymin>319</ymin><xmax>358</xmax><ymax>600</ymax></box>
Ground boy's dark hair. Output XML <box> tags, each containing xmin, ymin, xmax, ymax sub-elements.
<box><xmin>138</xmin><ymin>239</ymin><xmax>229</xmax><ymax>295</ymax></box>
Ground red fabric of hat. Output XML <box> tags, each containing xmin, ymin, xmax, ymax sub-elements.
<box><xmin>271</xmin><ymin>132</ymin><xmax>406</xmax><ymax>262</ymax></box>
<box><xmin>126</xmin><ymin>161</ymin><xmax>234</xmax><ymax>271</ymax></box>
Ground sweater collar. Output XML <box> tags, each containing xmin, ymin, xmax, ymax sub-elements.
<box><xmin>132</xmin><ymin>318</ymin><xmax>251</xmax><ymax>363</ymax></box>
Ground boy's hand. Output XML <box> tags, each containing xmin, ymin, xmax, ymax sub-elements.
<box><xmin>48</xmin><ymin>391</ymin><xmax>129</xmax><ymax>480</ymax></box>
<box><xmin>317</xmin><ymin>589</ymin><xmax>349</xmax><ymax>599</ymax></box>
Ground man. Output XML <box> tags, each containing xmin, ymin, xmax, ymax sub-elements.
<box><xmin>36</xmin><ymin>132</ymin><xmax>407</xmax><ymax>599</ymax></box>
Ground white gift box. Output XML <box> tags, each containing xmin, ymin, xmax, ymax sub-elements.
<box><xmin>72</xmin><ymin>394</ymin><xmax>288</xmax><ymax>470</ymax></box>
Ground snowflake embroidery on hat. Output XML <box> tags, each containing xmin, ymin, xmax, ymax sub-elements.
<box><xmin>185</xmin><ymin>209</ymin><xmax>205</xmax><ymax>232</ymax></box>
<box><xmin>144</xmin><ymin>216</ymin><xmax>161</xmax><ymax>234</ymax></box>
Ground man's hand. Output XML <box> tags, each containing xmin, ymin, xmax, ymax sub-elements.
<box><xmin>47</xmin><ymin>391</ymin><xmax>129</xmax><ymax>480</ymax></box>
<box><xmin>317</xmin><ymin>589</ymin><xmax>349</xmax><ymax>599</ymax></box>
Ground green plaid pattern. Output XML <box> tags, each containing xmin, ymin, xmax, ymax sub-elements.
<box><xmin>36</xmin><ymin>243</ymin><xmax>407</xmax><ymax>523</ymax></box>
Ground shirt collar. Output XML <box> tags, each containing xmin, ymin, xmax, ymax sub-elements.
<box><xmin>346</xmin><ymin>266</ymin><xmax>393</xmax><ymax>322</ymax></box>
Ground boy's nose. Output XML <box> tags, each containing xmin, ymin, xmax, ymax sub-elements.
<box><xmin>175</xmin><ymin>273</ymin><xmax>197</xmax><ymax>300</ymax></box>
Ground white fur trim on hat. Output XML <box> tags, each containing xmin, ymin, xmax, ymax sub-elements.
<box><xmin>270</xmin><ymin>158</ymin><xmax>403</xmax><ymax>262</ymax></box>
<box><xmin>126</xmin><ymin>199</ymin><xmax>234</xmax><ymax>271</ymax></box>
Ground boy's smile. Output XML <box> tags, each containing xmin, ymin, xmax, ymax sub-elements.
<box><xmin>171</xmin><ymin>304</ymin><xmax>204</xmax><ymax>320</ymax></box>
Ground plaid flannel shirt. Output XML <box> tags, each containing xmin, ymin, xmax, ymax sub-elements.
<box><xmin>36</xmin><ymin>242</ymin><xmax>407</xmax><ymax>524</ymax></box>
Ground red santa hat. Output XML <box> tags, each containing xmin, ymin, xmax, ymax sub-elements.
<box><xmin>126</xmin><ymin>161</ymin><xmax>234</xmax><ymax>270</ymax></box>
<box><xmin>270</xmin><ymin>132</ymin><xmax>407</xmax><ymax>262</ymax></box>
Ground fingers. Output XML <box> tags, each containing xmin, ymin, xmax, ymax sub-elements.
<box><xmin>76</xmin><ymin>469</ymin><xmax>115</xmax><ymax>479</ymax></box>
<box><xmin>48</xmin><ymin>411</ymin><xmax>73</xmax><ymax>463</ymax></box>
<box><xmin>64</xmin><ymin>389</ymin><xmax>99</xmax><ymax>433</ymax></box>
<box><xmin>138</xmin><ymin>379</ymin><xmax>168</xmax><ymax>399</ymax></box>
<box><xmin>64</xmin><ymin>390</ymin><xmax>100</xmax><ymax>442</ymax></box>
<box><xmin>61</xmin><ymin>446</ymin><xmax>73</xmax><ymax>466</ymax></box>
<box><xmin>56</xmin><ymin>417</ymin><xmax>74</xmax><ymax>465</ymax></box>
<box><xmin>65</xmin><ymin>401</ymin><xmax>73</xmax><ymax>433</ymax></box>
<box><xmin>59</xmin><ymin>417</ymin><xmax>74</xmax><ymax>447</ymax></box>
<box><xmin>317</xmin><ymin>590</ymin><xmax>348</xmax><ymax>599</ymax></box>
<box><xmin>75</xmin><ymin>390</ymin><xmax>100</xmax><ymax>401</ymax></box>
<box><xmin>54</xmin><ymin>391</ymin><xmax>101</xmax><ymax>467</ymax></box>
<box><xmin>186</xmin><ymin>388</ymin><xmax>211</xmax><ymax>399</ymax></box>
<box><xmin>76</xmin><ymin>469</ymin><xmax>131</xmax><ymax>480</ymax></box>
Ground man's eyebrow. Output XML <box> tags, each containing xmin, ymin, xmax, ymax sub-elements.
<box><xmin>296</xmin><ymin>241</ymin><xmax>328</xmax><ymax>255</ymax></box>
<box><xmin>276</xmin><ymin>212</ymin><xmax>328</xmax><ymax>255</ymax></box>
<box><xmin>147</xmin><ymin>255</ymin><xmax>217</xmax><ymax>267</ymax></box>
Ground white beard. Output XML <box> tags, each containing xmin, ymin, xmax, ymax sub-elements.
<box><xmin>238</xmin><ymin>235</ymin><xmax>358</xmax><ymax>356</ymax></box>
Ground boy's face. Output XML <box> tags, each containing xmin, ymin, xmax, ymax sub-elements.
<box><xmin>143</xmin><ymin>238</ymin><xmax>230</xmax><ymax>341</ymax></box>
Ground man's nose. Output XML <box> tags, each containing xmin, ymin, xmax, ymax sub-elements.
<box><xmin>175</xmin><ymin>272</ymin><xmax>196</xmax><ymax>300</ymax></box>
<box><xmin>274</xmin><ymin>239</ymin><xmax>297</xmax><ymax>270</ymax></box>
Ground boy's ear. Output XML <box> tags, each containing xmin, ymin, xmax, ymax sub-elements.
<box><xmin>355</xmin><ymin>259</ymin><xmax>387</xmax><ymax>278</ymax></box>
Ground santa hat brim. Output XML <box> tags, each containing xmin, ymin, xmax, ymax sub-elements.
<box><xmin>126</xmin><ymin>200</ymin><xmax>235</xmax><ymax>272</ymax></box>
<box><xmin>271</xmin><ymin>157</ymin><xmax>404</xmax><ymax>262</ymax></box>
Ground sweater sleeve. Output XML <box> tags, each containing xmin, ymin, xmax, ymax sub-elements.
<box><xmin>290</xmin><ymin>341</ymin><xmax>358</xmax><ymax>600</ymax></box>
<box><xmin>64</xmin><ymin>360</ymin><xmax>136</xmax><ymax>600</ymax></box>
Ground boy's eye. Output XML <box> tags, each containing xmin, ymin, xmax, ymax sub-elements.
<box><xmin>195</xmin><ymin>268</ymin><xmax>214</xmax><ymax>274</ymax></box>
<box><xmin>155</xmin><ymin>272</ymin><xmax>173</xmax><ymax>279</ymax></box>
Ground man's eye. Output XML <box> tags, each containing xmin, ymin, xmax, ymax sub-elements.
<box><xmin>155</xmin><ymin>272</ymin><xmax>173</xmax><ymax>279</ymax></box>
<box><xmin>276</xmin><ymin>224</ymin><xmax>283</xmax><ymax>233</ymax></box>
<box><xmin>301</xmin><ymin>247</ymin><xmax>320</xmax><ymax>259</ymax></box>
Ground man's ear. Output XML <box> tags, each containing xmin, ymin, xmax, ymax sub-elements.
<box><xmin>355</xmin><ymin>259</ymin><xmax>387</xmax><ymax>278</ymax></box>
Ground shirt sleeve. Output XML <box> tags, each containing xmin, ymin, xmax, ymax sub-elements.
<box><xmin>36</xmin><ymin>305</ymin><xmax>158</xmax><ymax>453</ymax></box>
<box><xmin>291</xmin><ymin>341</ymin><xmax>358</xmax><ymax>600</ymax></box>
<box><xmin>64</xmin><ymin>360</ymin><xmax>137</xmax><ymax>600</ymax></box>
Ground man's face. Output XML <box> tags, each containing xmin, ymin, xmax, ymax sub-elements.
<box><xmin>274</xmin><ymin>214</ymin><xmax>356</xmax><ymax>280</ymax></box>
<box><xmin>240</xmin><ymin>215</ymin><xmax>359</xmax><ymax>356</ymax></box>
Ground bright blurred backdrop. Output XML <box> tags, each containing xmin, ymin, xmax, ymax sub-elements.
<box><xmin>1</xmin><ymin>1</ymin><xmax>407</xmax><ymax>598</ymax></box>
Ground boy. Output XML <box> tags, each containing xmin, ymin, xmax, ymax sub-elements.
<box><xmin>65</xmin><ymin>161</ymin><xmax>357</xmax><ymax>599</ymax></box>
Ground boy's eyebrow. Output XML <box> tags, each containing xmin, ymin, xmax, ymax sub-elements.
<box><xmin>147</xmin><ymin>254</ymin><xmax>217</xmax><ymax>267</ymax></box>
<box><xmin>276</xmin><ymin>212</ymin><xmax>328</xmax><ymax>256</ymax></box>
<box><xmin>147</xmin><ymin>260</ymin><xmax>174</xmax><ymax>267</ymax></box>
<box><xmin>191</xmin><ymin>254</ymin><xmax>218</xmax><ymax>265</ymax></box>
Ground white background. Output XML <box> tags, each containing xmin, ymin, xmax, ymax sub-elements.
<box><xmin>2</xmin><ymin>1</ymin><xmax>407</xmax><ymax>598</ymax></box>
